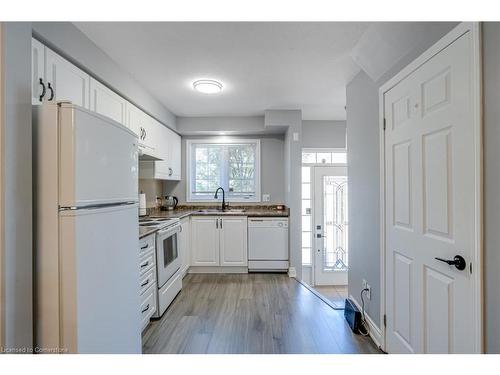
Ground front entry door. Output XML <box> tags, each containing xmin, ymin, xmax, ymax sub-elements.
<box><xmin>384</xmin><ymin>29</ymin><xmax>480</xmax><ymax>353</ymax></box>
<box><xmin>314</xmin><ymin>166</ymin><xmax>348</xmax><ymax>286</ymax></box>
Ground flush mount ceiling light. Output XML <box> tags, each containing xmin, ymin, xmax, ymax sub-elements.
<box><xmin>193</xmin><ymin>79</ymin><xmax>223</xmax><ymax>94</ymax></box>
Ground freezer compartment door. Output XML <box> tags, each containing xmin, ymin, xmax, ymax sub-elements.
<box><xmin>59</xmin><ymin>104</ymin><xmax>139</xmax><ymax>207</ymax></box>
<box><xmin>59</xmin><ymin>204</ymin><xmax>141</xmax><ymax>353</ymax></box>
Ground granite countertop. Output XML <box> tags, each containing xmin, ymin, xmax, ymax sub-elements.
<box><xmin>139</xmin><ymin>205</ymin><xmax>289</xmax><ymax>239</ymax></box>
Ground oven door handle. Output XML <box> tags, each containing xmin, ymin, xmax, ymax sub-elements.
<box><xmin>157</xmin><ymin>225</ymin><xmax>181</xmax><ymax>238</ymax></box>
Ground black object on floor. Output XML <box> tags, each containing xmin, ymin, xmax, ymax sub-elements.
<box><xmin>344</xmin><ymin>298</ymin><xmax>362</xmax><ymax>334</ymax></box>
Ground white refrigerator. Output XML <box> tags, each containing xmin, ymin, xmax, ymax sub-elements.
<box><xmin>33</xmin><ymin>102</ymin><xmax>141</xmax><ymax>354</ymax></box>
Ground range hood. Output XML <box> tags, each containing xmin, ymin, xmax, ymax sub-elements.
<box><xmin>138</xmin><ymin>144</ymin><xmax>163</xmax><ymax>161</ymax></box>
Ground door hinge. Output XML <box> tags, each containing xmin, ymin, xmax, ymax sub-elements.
<box><xmin>383</xmin><ymin>314</ymin><xmax>387</xmax><ymax>327</ymax></box>
<box><xmin>383</xmin><ymin>118</ymin><xmax>386</xmax><ymax>131</ymax></box>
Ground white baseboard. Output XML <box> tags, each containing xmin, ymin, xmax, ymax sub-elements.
<box><xmin>349</xmin><ymin>294</ymin><xmax>383</xmax><ymax>349</ymax></box>
<box><xmin>188</xmin><ymin>266</ymin><xmax>248</xmax><ymax>274</ymax></box>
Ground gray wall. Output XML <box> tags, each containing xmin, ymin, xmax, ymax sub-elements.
<box><xmin>178</xmin><ymin>116</ymin><xmax>269</xmax><ymax>135</ymax></box>
<box><xmin>164</xmin><ymin>135</ymin><xmax>286</xmax><ymax>204</ymax></box>
<box><xmin>32</xmin><ymin>22</ymin><xmax>177</xmax><ymax>130</ymax></box>
<box><xmin>302</xmin><ymin>120</ymin><xmax>346</xmax><ymax>149</ymax></box>
<box><xmin>0</xmin><ymin>22</ymin><xmax>33</xmax><ymax>351</ymax></box>
<box><xmin>346</xmin><ymin>23</ymin><xmax>458</xmax><ymax>329</ymax></box>
<box><xmin>265</xmin><ymin>110</ymin><xmax>303</xmax><ymax>277</ymax></box>
<box><xmin>482</xmin><ymin>22</ymin><xmax>500</xmax><ymax>354</ymax></box>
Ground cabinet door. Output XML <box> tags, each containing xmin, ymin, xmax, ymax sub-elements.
<box><xmin>220</xmin><ymin>217</ymin><xmax>248</xmax><ymax>266</ymax></box>
<box><xmin>46</xmin><ymin>48</ymin><xmax>91</xmax><ymax>109</ymax></box>
<box><xmin>191</xmin><ymin>217</ymin><xmax>219</xmax><ymax>266</ymax></box>
<box><xmin>179</xmin><ymin>217</ymin><xmax>191</xmax><ymax>276</ymax></box>
<box><xmin>32</xmin><ymin>38</ymin><xmax>45</xmax><ymax>105</ymax></box>
<box><xmin>168</xmin><ymin>130</ymin><xmax>182</xmax><ymax>180</ymax></box>
<box><xmin>125</xmin><ymin>102</ymin><xmax>146</xmax><ymax>138</ymax></box>
<box><xmin>89</xmin><ymin>77</ymin><xmax>127</xmax><ymax>125</ymax></box>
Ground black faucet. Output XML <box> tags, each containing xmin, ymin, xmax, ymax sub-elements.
<box><xmin>214</xmin><ymin>187</ymin><xmax>227</xmax><ymax>211</ymax></box>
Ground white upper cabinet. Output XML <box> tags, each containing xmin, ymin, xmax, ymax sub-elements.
<box><xmin>32</xmin><ymin>38</ymin><xmax>90</xmax><ymax>109</ymax></box>
<box><xmin>89</xmin><ymin>77</ymin><xmax>127</xmax><ymax>125</ymax></box>
<box><xmin>31</xmin><ymin>39</ymin><xmax>182</xmax><ymax>181</ymax></box>
<box><xmin>45</xmin><ymin>48</ymin><xmax>90</xmax><ymax>109</ymax></box>
<box><xmin>126</xmin><ymin>102</ymin><xmax>147</xmax><ymax>140</ymax></box>
<box><xmin>167</xmin><ymin>130</ymin><xmax>181</xmax><ymax>180</ymax></box>
<box><xmin>31</xmin><ymin>38</ymin><xmax>45</xmax><ymax>105</ymax></box>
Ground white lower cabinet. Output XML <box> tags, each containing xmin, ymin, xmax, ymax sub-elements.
<box><xmin>191</xmin><ymin>216</ymin><xmax>247</xmax><ymax>267</ymax></box>
<box><xmin>220</xmin><ymin>217</ymin><xmax>248</xmax><ymax>266</ymax></box>
<box><xmin>139</xmin><ymin>234</ymin><xmax>157</xmax><ymax>331</ymax></box>
<box><xmin>179</xmin><ymin>217</ymin><xmax>191</xmax><ymax>276</ymax></box>
<box><xmin>191</xmin><ymin>216</ymin><xmax>219</xmax><ymax>266</ymax></box>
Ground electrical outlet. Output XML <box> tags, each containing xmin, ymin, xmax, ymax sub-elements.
<box><xmin>366</xmin><ymin>284</ymin><xmax>371</xmax><ymax>300</ymax></box>
<box><xmin>362</xmin><ymin>279</ymin><xmax>367</xmax><ymax>290</ymax></box>
<box><xmin>262</xmin><ymin>194</ymin><xmax>270</xmax><ymax>202</ymax></box>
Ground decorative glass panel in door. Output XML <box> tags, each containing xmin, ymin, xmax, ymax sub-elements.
<box><xmin>314</xmin><ymin>166</ymin><xmax>348</xmax><ymax>286</ymax></box>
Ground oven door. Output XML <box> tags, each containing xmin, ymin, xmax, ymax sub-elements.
<box><xmin>156</xmin><ymin>224</ymin><xmax>181</xmax><ymax>288</ymax></box>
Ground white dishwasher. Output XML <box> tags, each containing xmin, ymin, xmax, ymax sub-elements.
<box><xmin>248</xmin><ymin>217</ymin><xmax>289</xmax><ymax>272</ymax></box>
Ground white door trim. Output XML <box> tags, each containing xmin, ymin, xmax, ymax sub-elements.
<box><xmin>379</xmin><ymin>22</ymin><xmax>483</xmax><ymax>353</ymax></box>
<box><xmin>0</xmin><ymin>22</ymin><xmax>4</xmax><ymax>349</ymax></box>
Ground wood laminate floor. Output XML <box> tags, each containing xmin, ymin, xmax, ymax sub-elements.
<box><xmin>313</xmin><ymin>285</ymin><xmax>349</xmax><ymax>309</ymax></box>
<box><xmin>142</xmin><ymin>273</ymin><xmax>380</xmax><ymax>354</ymax></box>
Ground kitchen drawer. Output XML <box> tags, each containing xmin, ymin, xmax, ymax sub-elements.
<box><xmin>139</xmin><ymin>234</ymin><xmax>155</xmax><ymax>254</ymax></box>
<box><xmin>139</xmin><ymin>248</ymin><xmax>156</xmax><ymax>275</ymax></box>
<box><xmin>140</xmin><ymin>284</ymin><xmax>156</xmax><ymax>331</ymax></box>
<box><xmin>139</xmin><ymin>267</ymin><xmax>156</xmax><ymax>295</ymax></box>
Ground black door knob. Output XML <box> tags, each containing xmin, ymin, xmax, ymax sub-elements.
<box><xmin>435</xmin><ymin>255</ymin><xmax>466</xmax><ymax>271</ymax></box>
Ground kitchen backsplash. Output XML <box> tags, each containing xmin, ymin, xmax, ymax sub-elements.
<box><xmin>139</xmin><ymin>179</ymin><xmax>164</xmax><ymax>208</ymax></box>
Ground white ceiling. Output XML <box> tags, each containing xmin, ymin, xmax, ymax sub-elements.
<box><xmin>74</xmin><ymin>22</ymin><xmax>370</xmax><ymax>120</ymax></box>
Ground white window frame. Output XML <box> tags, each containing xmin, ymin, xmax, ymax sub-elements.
<box><xmin>186</xmin><ymin>138</ymin><xmax>261</xmax><ymax>203</ymax></box>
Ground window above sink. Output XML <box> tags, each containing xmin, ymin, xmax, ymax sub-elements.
<box><xmin>186</xmin><ymin>138</ymin><xmax>261</xmax><ymax>203</ymax></box>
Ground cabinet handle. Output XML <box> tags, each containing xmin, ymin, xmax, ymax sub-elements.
<box><xmin>169</xmin><ymin>167</ymin><xmax>173</xmax><ymax>176</ymax></box>
<box><xmin>216</xmin><ymin>219</ymin><xmax>218</xmax><ymax>229</ymax></box>
<box><xmin>140</xmin><ymin>261</ymin><xmax>149</xmax><ymax>268</ymax></box>
<box><xmin>141</xmin><ymin>279</ymin><xmax>150</xmax><ymax>287</ymax></box>
<box><xmin>141</xmin><ymin>304</ymin><xmax>150</xmax><ymax>313</ymax></box>
<box><xmin>47</xmin><ymin>82</ymin><xmax>54</xmax><ymax>101</ymax></box>
<box><xmin>140</xmin><ymin>244</ymin><xmax>148</xmax><ymax>250</ymax></box>
<box><xmin>38</xmin><ymin>78</ymin><xmax>46</xmax><ymax>102</ymax></box>
<box><xmin>220</xmin><ymin>218</ymin><xmax>223</xmax><ymax>229</ymax></box>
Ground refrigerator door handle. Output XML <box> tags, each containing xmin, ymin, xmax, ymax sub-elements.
<box><xmin>59</xmin><ymin>201</ymin><xmax>138</xmax><ymax>211</ymax></box>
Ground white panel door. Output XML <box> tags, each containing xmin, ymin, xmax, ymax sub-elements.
<box><xmin>31</xmin><ymin>38</ymin><xmax>45</xmax><ymax>105</ymax></box>
<box><xmin>59</xmin><ymin>104</ymin><xmax>139</xmax><ymax>207</ymax></box>
<box><xmin>89</xmin><ymin>77</ymin><xmax>127</xmax><ymax>125</ymax></box>
<box><xmin>220</xmin><ymin>217</ymin><xmax>248</xmax><ymax>266</ymax></box>
<box><xmin>191</xmin><ymin>216</ymin><xmax>219</xmax><ymax>266</ymax></box>
<box><xmin>46</xmin><ymin>48</ymin><xmax>91</xmax><ymax>109</ymax></box>
<box><xmin>385</xmin><ymin>31</ymin><xmax>477</xmax><ymax>353</ymax></box>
